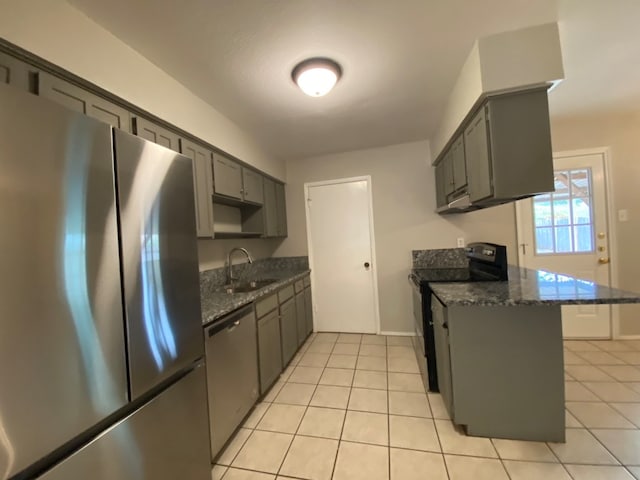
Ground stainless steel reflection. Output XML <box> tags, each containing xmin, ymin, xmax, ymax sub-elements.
<box><xmin>113</xmin><ymin>130</ymin><xmax>203</xmax><ymax>400</ymax></box>
<box><xmin>0</xmin><ymin>84</ymin><xmax>127</xmax><ymax>479</ymax></box>
<box><xmin>37</xmin><ymin>364</ymin><xmax>211</xmax><ymax>480</ymax></box>
<box><xmin>205</xmin><ymin>305</ymin><xmax>259</xmax><ymax>458</ymax></box>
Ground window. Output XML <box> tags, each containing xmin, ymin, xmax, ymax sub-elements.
<box><xmin>533</xmin><ymin>168</ymin><xmax>594</xmax><ymax>255</ymax></box>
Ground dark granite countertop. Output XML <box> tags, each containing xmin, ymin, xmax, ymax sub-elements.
<box><xmin>411</xmin><ymin>268</ymin><xmax>472</xmax><ymax>283</ymax></box>
<box><xmin>201</xmin><ymin>269</ymin><xmax>310</xmax><ymax>327</ymax></box>
<box><xmin>427</xmin><ymin>265</ymin><xmax>640</xmax><ymax>307</ymax></box>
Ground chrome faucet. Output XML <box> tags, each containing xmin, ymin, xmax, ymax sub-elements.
<box><xmin>227</xmin><ymin>247</ymin><xmax>253</xmax><ymax>284</ymax></box>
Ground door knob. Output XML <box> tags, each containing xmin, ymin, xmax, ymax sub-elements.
<box><xmin>598</xmin><ymin>257</ymin><xmax>610</xmax><ymax>264</ymax></box>
<box><xmin>364</xmin><ymin>262</ymin><xmax>370</xmax><ymax>268</ymax></box>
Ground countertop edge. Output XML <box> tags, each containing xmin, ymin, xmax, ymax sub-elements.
<box><xmin>201</xmin><ymin>270</ymin><xmax>311</xmax><ymax>327</ymax></box>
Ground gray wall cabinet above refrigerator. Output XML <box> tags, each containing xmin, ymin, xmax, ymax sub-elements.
<box><xmin>38</xmin><ymin>72</ymin><xmax>132</xmax><ymax>133</ymax></box>
<box><xmin>0</xmin><ymin>41</ymin><xmax>288</xmax><ymax>241</ymax></box>
<box><xmin>434</xmin><ymin>87</ymin><xmax>554</xmax><ymax>214</ymax></box>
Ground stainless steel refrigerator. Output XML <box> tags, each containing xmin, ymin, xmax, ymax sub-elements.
<box><xmin>0</xmin><ymin>83</ymin><xmax>210</xmax><ymax>479</ymax></box>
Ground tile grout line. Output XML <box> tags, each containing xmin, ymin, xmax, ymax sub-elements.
<box><xmin>276</xmin><ymin>334</ymin><xmax>334</xmax><ymax>479</ymax></box>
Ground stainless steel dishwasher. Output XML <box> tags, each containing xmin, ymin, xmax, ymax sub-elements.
<box><xmin>205</xmin><ymin>304</ymin><xmax>259</xmax><ymax>459</ymax></box>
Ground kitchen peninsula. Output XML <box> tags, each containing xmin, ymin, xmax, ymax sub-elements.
<box><xmin>422</xmin><ymin>265</ymin><xmax>640</xmax><ymax>443</ymax></box>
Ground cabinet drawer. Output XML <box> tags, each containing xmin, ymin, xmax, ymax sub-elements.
<box><xmin>294</xmin><ymin>280</ymin><xmax>304</xmax><ymax>293</ymax></box>
<box><xmin>278</xmin><ymin>285</ymin><xmax>294</xmax><ymax>303</ymax></box>
<box><xmin>256</xmin><ymin>294</ymin><xmax>278</xmax><ymax>318</ymax></box>
<box><xmin>303</xmin><ymin>276</ymin><xmax>311</xmax><ymax>288</ymax></box>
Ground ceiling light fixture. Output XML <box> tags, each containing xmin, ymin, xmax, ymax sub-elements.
<box><xmin>292</xmin><ymin>57</ymin><xmax>342</xmax><ymax>97</ymax></box>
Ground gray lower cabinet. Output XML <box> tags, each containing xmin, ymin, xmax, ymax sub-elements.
<box><xmin>132</xmin><ymin>116</ymin><xmax>180</xmax><ymax>152</ymax></box>
<box><xmin>38</xmin><ymin>72</ymin><xmax>131</xmax><ymax>132</ymax></box>
<box><xmin>431</xmin><ymin>296</ymin><xmax>454</xmax><ymax>416</ymax></box>
<box><xmin>0</xmin><ymin>50</ymin><xmax>31</xmax><ymax>92</ymax></box>
<box><xmin>180</xmin><ymin>139</ymin><xmax>215</xmax><ymax>238</ymax></box>
<box><xmin>256</xmin><ymin>302</ymin><xmax>282</xmax><ymax>395</ymax></box>
<box><xmin>279</xmin><ymin>298</ymin><xmax>298</xmax><ymax>367</ymax></box>
<box><xmin>304</xmin><ymin>286</ymin><xmax>313</xmax><ymax>336</ymax></box>
<box><xmin>242</xmin><ymin>168</ymin><xmax>264</xmax><ymax>204</ymax></box>
<box><xmin>213</xmin><ymin>153</ymin><xmax>243</xmax><ymax>200</ymax></box>
<box><xmin>431</xmin><ymin>295</ymin><xmax>565</xmax><ymax>442</ymax></box>
<box><xmin>263</xmin><ymin>178</ymin><xmax>278</xmax><ymax>237</ymax></box>
<box><xmin>295</xmin><ymin>286</ymin><xmax>307</xmax><ymax>347</ymax></box>
<box><xmin>275</xmin><ymin>182</ymin><xmax>288</xmax><ymax>237</ymax></box>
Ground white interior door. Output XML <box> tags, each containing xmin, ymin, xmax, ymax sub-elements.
<box><xmin>305</xmin><ymin>177</ymin><xmax>379</xmax><ymax>334</ymax></box>
<box><xmin>516</xmin><ymin>151</ymin><xmax>612</xmax><ymax>339</ymax></box>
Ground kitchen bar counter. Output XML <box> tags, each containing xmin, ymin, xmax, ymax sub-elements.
<box><xmin>200</xmin><ymin>269</ymin><xmax>310</xmax><ymax>326</ymax></box>
<box><xmin>426</xmin><ymin>265</ymin><xmax>640</xmax><ymax>307</ymax></box>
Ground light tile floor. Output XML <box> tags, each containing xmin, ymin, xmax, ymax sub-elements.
<box><xmin>212</xmin><ymin>334</ymin><xmax>640</xmax><ymax>479</ymax></box>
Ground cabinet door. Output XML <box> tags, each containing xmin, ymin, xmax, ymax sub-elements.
<box><xmin>212</xmin><ymin>153</ymin><xmax>243</xmax><ymax>199</ymax></box>
<box><xmin>180</xmin><ymin>139</ymin><xmax>214</xmax><ymax>238</ymax></box>
<box><xmin>451</xmin><ymin>135</ymin><xmax>467</xmax><ymax>192</ymax></box>
<box><xmin>275</xmin><ymin>182</ymin><xmax>288</xmax><ymax>237</ymax></box>
<box><xmin>132</xmin><ymin>116</ymin><xmax>180</xmax><ymax>152</ymax></box>
<box><xmin>464</xmin><ymin>106</ymin><xmax>493</xmax><ymax>202</ymax></box>
<box><xmin>0</xmin><ymin>51</ymin><xmax>31</xmax><ymax>92</ymax></box>
<box><xmin>38</xmin><ymin>72</ymin><xmax>131</xmax><ymax>132</ymax></box>
<box><xmin>280</xmin><ymin>298</ymin><xmax>298</xmax><ymax>367</ymax></box>
<box><xmin>263</xmin><ymin>178</ymin><xmax>278</xmax><ymax>237</ymax></box>
<box><xmin>432</xmin><ymin>297</ymin><xmax>454</xmax><ymax>417</ymax></box>
<box><xmin>257</xmin><ymin>309</ymin><xmax>283</xmax><ymax>394</ymax></box>
<box><xmin>242</xmin><ymin>169</ymin><xmax>264</xmax><ymax>204</ymax></box>
<box><xmin>304</xmin><ymin>287</ymin><xmax>313</xmax><ymax>336</ymax></box>
<box><xmin>295</xmin><ymin>292</ymin><xmax>306</xmax><ymax>346</ymax></box>
<box><xmin>434</xmin><ymin>162</ymin><xmax>447</xmax><ymax>208</ymax></box>
<box><xmin>442</xmin><ymin>150</ymin><xmax>454</xmax><ymax>197</ymax></box>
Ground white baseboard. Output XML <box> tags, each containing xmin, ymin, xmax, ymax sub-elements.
<box><xmin>614</xmin><ymin>334</ymin><xmax>640</xmax><ymax>340</ymax></box>
<box><xmin>379</xmin><ymin>330</ymin><xmax>415</xmax><ymax>336</ymax></box>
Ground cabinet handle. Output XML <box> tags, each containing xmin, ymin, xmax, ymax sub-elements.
<box><xmin>364</xmin><ymin>262</ymin><xmax>370</xmax><ymax>268</ymax></box>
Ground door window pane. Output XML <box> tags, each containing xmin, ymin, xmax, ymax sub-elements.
<box><xmin>532</xmin><ymin>168</ymin><xmax>595</xmax><ymax>255</ymax></box>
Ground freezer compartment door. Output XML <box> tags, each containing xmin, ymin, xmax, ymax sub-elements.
<box><xmin>113</xmin><ymin>130</ymin><xmax>203</xmax><ymax>399</ymax></box>
<box><xmin>0</xmin><ymin>84</ymin><xmax>128</xmax><ymax>479</ymax></box>
<box><xmin>37</xmin><ymin>364</ymin><xmax>211</xmax><ymax>480</ymax></box>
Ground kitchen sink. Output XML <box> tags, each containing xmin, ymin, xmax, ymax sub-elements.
<box><xmin>218</xmin><ymin>278</ymin><xmax>278</xmax><ymax>294</ymax></box>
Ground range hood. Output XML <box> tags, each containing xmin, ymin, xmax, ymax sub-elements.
<box><xmin>436</xmin><ymin>193</ymin><xmax>480</xmax><ymax>214</ymax></box>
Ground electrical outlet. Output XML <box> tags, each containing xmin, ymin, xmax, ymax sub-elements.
<box><xmin>457</xmin><ymin>237</ymin><xmax>465</xmax><ymax>248</ymax></box>
<box><xmin>618</xmin><ymin>209</ymin><xmax>629</xmax><ymax>222</ymax></box>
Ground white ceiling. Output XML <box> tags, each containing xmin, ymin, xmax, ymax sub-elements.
<box><xmin>69</xmin><ymin>0</ymin><xmax>640</xmax><ymax>161</ymax></box>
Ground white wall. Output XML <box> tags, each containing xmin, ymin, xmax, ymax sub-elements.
<box><xmin>0</xmin><ymin>0</ymin><xmax>286</xmax><ymax>269</ymax></box>
<box><xmin>551</xmin><ymin>112</ymin><xmax>640</xmax><ymax>336</ymax></box>
<box><xmin>431</xmin><ymin>22</ymin><xmax>564</xmax><ymax>159</ymax></box>
<box><xmin>276</xmin><ymin>141</ymin><xmax>517</xmax><ymax>333</ymax></box>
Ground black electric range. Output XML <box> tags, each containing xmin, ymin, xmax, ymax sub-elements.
<box><xmin>409</xmin><ymin>242</ymin><xmax>508</xmax><ymax>392</ymax></box>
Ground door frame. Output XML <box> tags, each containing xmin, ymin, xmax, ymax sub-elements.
<box><xmin>304</xmin><ymin>175</ymin><xmax>382</xmax><ymax>334</ymax></box>
<box><xmin>515</xmin><ymin>147</ymin><xmax>621</xmax><ymax>337</ymax></box>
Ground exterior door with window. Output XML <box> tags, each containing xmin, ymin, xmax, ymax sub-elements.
<box><xmin>516</xmin><ymin>152</ymin><xmax>612</xmax><ymax>338</ymax></box>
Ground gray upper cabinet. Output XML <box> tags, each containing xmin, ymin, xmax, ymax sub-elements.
<box><xmin>38</xmin><ymin>72</ymin><xmax>131</xmax><ymax>132</ymax></box>
<box><xmin>464</xmin><ymin>106</ymin><xmax>493</xmax><ymax>203</ymax></box>
<box><xmin>180</xmin><ymin>139</ymin><xmax>215</xmax><ymax>238</ymax></box>
<box><xmin>435</xmin><ymin>87</ymin><xmax>553</xmax><ymax>213</ymax></box>
<box><xmin>275</xmin><ymin>182</ymin><xmax>288</xmax><ymax>237</ymax></box>
<box><xmin>481</xmin><ymin>89</ymin><xmax>554</xmax><ymax>204</ymax></box>
<box><xmin>0</xmin><ymin>51</ymin><xmax>31</xmax><ymax>92</ymax></box>
<box><xmin>450</xmin><ymin>135</ymin><xmax>467</xmax><ymax>192</ymax></box>
<box><xmin>242</xmin><ymin>169</ymin><xmax>264</xmax><ymax>204</ymax></box>
<box><xmin>263</xmin><ymin>178</ymin><xmax>278</xmax><ymax>237</ymax></box>
<box><xmin>132</xmin><ymin>116</ymin><xmax>180</xmax><ymax>152</ymax></box>
<box><xmin>435</xmin><ymin>161</ymin><xmax>447</xmax><ymax>208</ymax></box>
<box><xmin>213</xmin><ymin>153</ymin><xmax>243</xmax><ymax>200</ymax></box>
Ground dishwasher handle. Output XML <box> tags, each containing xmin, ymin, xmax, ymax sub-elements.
<box><xmin>207</xmin><ymin>305</ymin><xmax>254</xmax><ymax>337</ymax></box>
